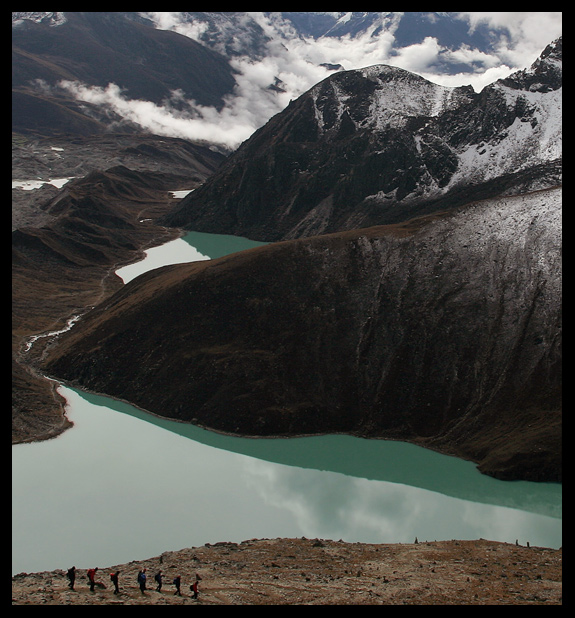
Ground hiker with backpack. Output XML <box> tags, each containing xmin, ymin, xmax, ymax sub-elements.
<box><xmin>137</xmin><ymin>568</ymin><xmax>147</xmax><ymax>594</ymax></box>
<box><xmin>154</xmin><ymin>570</ymin><xmax>163</xmax><ymax>592</ymax></box>
<box><xmin>190</xmin><ymin>572</ymin><xmax>202</xmax><ymax>599</ymax></box>
<box><xmin>110</xmin><ymin>570</ymin><xmax>120</xmax><ymax>595</ymax></box>
<box><xmin>87</xmin><ymin>567</ymin><xmax>98</xmax><ymax>592</ymax></box>
<box><xmin>190</xmin><ymin>578</ymin><xmax>199</xmax><ymax>599</ymax></box>
<box><xmin>66</xmin><ymin>566</ymin><xmax>76</xmax><ymax>590</ymax></box>
<box><xmin>173</xmin><ymin>575</ymin><xmax>182</xmax><ymax>596</ymax></box>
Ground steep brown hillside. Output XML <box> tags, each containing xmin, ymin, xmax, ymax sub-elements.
<box><xmin>13</xmin><ymin>164</ymin><xmax>212</xmax><ymax>444</ymax></box>
<box><xmin>41</xmin><ymin>188</ymin><xmax>561</xmax><ymax>481</ymax></box>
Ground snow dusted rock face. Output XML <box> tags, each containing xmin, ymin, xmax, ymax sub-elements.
<box><xmin>312</xmin><ymin>64</ymin><xmax>474</xmax><ymax>134</ymax></box>
<box><xmin>435</xmin><ymin>40</ymin><xmax>562</xmax><ymax>195</ymax></box>
<box><xmin>12</xmin><ymin>12</ymin><xmax>67</xmax><ymax>26</ymax></box>
<box><xmin>165</xmin><ymin>37</ymin><xmax>561</xmax><ymax>241</ymax></box>
<box><xmin>500</xmin><ymin>37</ymin><xmax>562</xmax><ymax>93</ymax></box>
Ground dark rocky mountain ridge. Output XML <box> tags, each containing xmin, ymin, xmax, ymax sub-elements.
<box><xmin>41</xmin><ymin>187</ymin><xmax>561</xmax><ymax>481</ymax></box>
<box><xmin>165</xmin><ymin>38</ymin><xmax>561</xmax><ymax>241</ymax></box>
<box><xmin>12</xmin><ymin>133</ymin><xmax>225</xmax><ymax>230</ymax></box>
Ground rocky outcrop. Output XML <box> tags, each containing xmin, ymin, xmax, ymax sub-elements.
<box><xmin>164</xmin><ymin>38</ymin><xmax>561</xmax><ymax>242</ymax></box>
<box><xmin>41</xmin><ymin>187</ymin><xmax>562</xmax><ymax>481</ymax></box>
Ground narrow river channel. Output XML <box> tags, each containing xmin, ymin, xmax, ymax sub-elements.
<box><xmin>12</xmin><ymin>230</ymin><xmax>562</xmax><ymax>575</ymax></box>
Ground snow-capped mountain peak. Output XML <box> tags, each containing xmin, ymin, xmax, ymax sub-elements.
<box><xmin>311</xmin><ymin>64</ymin><xmax>475</xmax><ymax>135</ymax></box>
<box><xmin>165</xmin><ymin>37</ymin><xmax>561</xmax><ymax>241</ymax></box>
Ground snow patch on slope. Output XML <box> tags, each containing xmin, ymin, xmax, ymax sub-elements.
<box><xmin>364</xmin><ymin>74</ymin><xmax>455</xmax><ymax>130</ymax></box>
<box><xmin>311</xmin><ymin>64</ymin><xmax>478</xmax><ymax>136</ymax></box>
<box><xmin>449</xmin><ymin>85</ymin><xmax>562</xmax><ymax>188</ymax></box>
<box><xmin>12</xmin><ymin>12</ymin><xmax>67</xmax><ymax>26</ymax></box>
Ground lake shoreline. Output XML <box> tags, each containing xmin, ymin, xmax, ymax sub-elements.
<box><xmin>38</xmin><ymin>377</ymin><xmax>564</xmax><ymax>494</ymax></box>
<box><xmin>16</xmin><ymin>225</ymin><xmax>560</xmax><ymax>484</ymax></box>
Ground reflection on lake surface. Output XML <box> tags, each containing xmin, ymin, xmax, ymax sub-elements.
<box><xmin>12</xmin><ymin>229</ymin><xmax>561</xmax><ymax>575</ymax></box>
<box><xmin>115</xmin><ymin>231</ymin><xmax>267</xmax><ymax>284</ymax></box>
<box><xmin>12</xmin><ymin>386</ymin><xmax>561</xmax><ymax>575</ymax></box>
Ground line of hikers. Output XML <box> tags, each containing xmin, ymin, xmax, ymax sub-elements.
<box><xmin>66</xmin><ymin>565</ymin><xmax>201</xmax><ymax>598</ymax></box>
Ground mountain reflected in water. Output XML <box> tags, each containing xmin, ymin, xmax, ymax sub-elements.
<box><xmin>80</xmin><ymin>388</ymin><xmax>561</xmax><ymax>520</ymax></box>
<box><xmin>12</xmin><ymin>385</ymin><xmax>561</xmax><ymax>575</ymax></box>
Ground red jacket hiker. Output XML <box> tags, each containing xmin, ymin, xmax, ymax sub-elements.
<box><xmin>87</xmin><ymin>567</ymin><xmax>98</xmax><ymax>591</ymax></box>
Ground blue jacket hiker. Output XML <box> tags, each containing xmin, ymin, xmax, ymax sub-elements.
<box><xmin>137</xmin><ymin>568</ymin><xmax>147</xmax><ymax>593</ymax></box>
<box><xmin>154</xmin><ymin>570</ymin><xmax>163</xmax><ymax>592</ymax></box>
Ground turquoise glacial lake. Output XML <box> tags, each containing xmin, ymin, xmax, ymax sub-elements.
<box><xmin>12</xmin><ymin>230</ymin><xmax>561</xmax><ymax>574</ymax></box>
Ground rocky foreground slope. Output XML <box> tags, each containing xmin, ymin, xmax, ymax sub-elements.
<box><xmin>41</xmin><ymin>187</ymin><xmax>561</xmax><ymax>481</ymax></box>
<box><xmin>12</xmin><ymin>538</ymin><xmax>562</xmax><ymax>605</ymax></box>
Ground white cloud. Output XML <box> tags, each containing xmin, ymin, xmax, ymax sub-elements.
<box><xmin>58</xmin><ymin>80</ymin><xmax>258</xmax><ymax>150</ymax></box>
<box><xmin>143</xmin><ymin>11</ymin><xmax>209</xmax><ymax>43</ymax></box>
<box><xmin>420</xmin><ymin>65</ymin><xmax>515</xmax><ymax>92</ymax></box>
<box><xmin>388</xmin><ymin>36</ymin><xmax>443</xmax><ymax>73</ymax></box>
<box><xmin>444</xmin><ymin>45</ymin><xmax>501</xmax><ymax>70</ymax></box>
<box><xmin>455</xmin><ymin>12</ymin><xmax>562</xmax><ymax>67</ymax></box>
<box><xmin>60</xmin><ymin>12</ymin><xmax>561</xmax><ymax>150</ymax></box>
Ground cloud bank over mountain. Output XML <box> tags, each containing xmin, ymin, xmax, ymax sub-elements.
<box><xmin>54</xmin><ymin>12</ymin><xmax>562</xmax><ymax>150</ymax></box>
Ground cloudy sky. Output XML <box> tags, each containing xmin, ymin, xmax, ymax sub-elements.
<box><xmin>62</xmin><ymin>12</ymin><xmax>562</xmax><ymax>150</ymax></box>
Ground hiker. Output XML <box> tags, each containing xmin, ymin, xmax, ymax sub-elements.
<box><xmin>110</xmin><ymin>570</ymin><xmax>120</xmax><ymax>595</ymax></box>
<box><xmin>190</xmin><ymin>579</ymin><xmax>199</xmax><ymax>599</ymax></box>
<box><xmin>87</xmin><ymin>567</ymin><xmax>98</xmax><ymax>592</ymax></box>
<box><xmin>154</xmin><ymin>570</ymin><xmax>163</xmax><ymax>592</ymax></box>
<box><xmin>66</xmin><ymin>566</ymin><xmax>76</xmax><ymax>590</ymax></box>
<box><xmin>137</xmin><ymin>568</ymin><xmax>147</xmax><ymax>594</ymax></box>
<box><xmin>173</xmin><ymin>575</ymin><xmax>182</xmax><ymax>596</ymax></box>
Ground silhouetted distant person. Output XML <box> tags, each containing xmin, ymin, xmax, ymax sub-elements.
<box><xmin>66</xmin><ymin>566</ymin><xmax>76</xmax><ymax>590</ymax></box>
<box><xmin>137</xmin><ymin>568</ymin><xmax>147</xmax><ymax>594</ymax></box>
<box><xmin>110</xmin><ymin>570</ymin><xmax>120</xmax><ymax>594</ymax></box>
<box><xmin>87</xmin><ymin>567</ymin><xmax>98</xmax><ymax>592</ymax></box>
<box><xmin>154</xmin><ymin>570</ymin><xmax>163</xmax><ymax>592</ymax></box>
<box><xmin>173</xmin><ymin>575</ymin><xmax>182</xmax><ymax>596</ymax></box>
